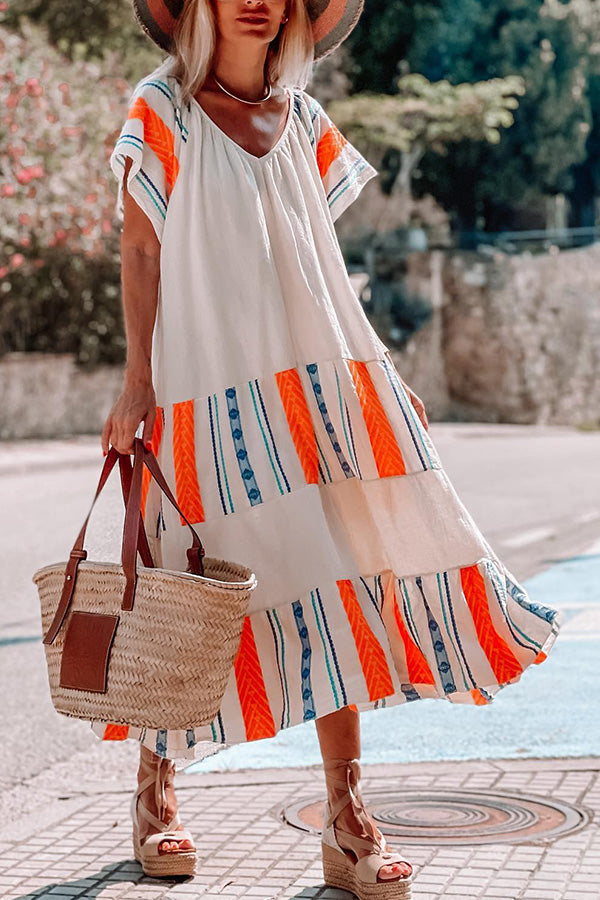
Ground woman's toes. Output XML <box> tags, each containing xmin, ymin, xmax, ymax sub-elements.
<box><xmin>159</xmin><ymin>840</ymin><xmax>177</xmax><ymax>853</ymax></box>
<box><xmin>379</xmin><ymin>861</ymin><xmax>412</xmax><ymax>880</ymax></box>
<box><xmin>158</xmin><ymin>838</ymin><xmax>194</xmax><ymax>854</ymax></box>
<box><xmin>178</xmin><ymin>838</ymin><xmax>194</xmax><ymax>850</ymax></box>
<box><xmin>379</xmin><ymin>864</ymin><xmax>397</xmax><ymax>880</ymax></box>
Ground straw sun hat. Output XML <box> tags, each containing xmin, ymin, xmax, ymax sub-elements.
<box><xmin>132</xmin><ymin>0</ymin><xmax>365</xmax><ymax>62</ymax></box>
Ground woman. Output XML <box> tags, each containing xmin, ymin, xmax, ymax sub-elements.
<box><xmin>99</xmin><ymin>0</ymin><xmax>560</xmax><ymax>894</ymax></box>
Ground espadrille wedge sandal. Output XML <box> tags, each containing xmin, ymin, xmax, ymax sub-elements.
<box><xmin>321</xmin><ymin>758</ymin><xmax>413</xmax><ymax>899</ymax></box>
<box><xmin>131</xmin><ymin>755</ymin><xmax>196</xmax><ymax>878</ymax></box>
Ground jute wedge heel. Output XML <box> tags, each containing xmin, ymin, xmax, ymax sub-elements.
<box><xmin>131</xmin><ymin>755</ymin><xmax>197</xmax><ymax>878</ymax></box>
<box><xmin>321</xmin><ymin>757</ymin><xmax>413</xmax><ymax>900</ymax></box>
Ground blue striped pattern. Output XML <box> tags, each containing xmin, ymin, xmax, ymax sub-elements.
<box><xmin>416</xmin><ymin>578</ymin><xmax>457</xmax><ymax>694</ymax></box>
<box><xmin>312</xmin><ymin>587</ymin><xmax>347</xmax><ymax>706</ymax></box>
<box><xmin>326</xmin><ymin>155</ymin><xmax>372</xmax><ymax>210</ymax></box>
<box><xmin>225</xmin><ymin>386</ymin><xmax>262</xmax><ymax>506</ymax></box>
<box><xmin>112</xmin><ymin>149</ymin><xmax>168</xmax><ymax>221</ymax></box>
<box><xmin>292</xmin><ymin>600</ymin><xmax>316</xmax><ymax>721</ymax></box>
<box><xmin>250</xmin><ymin>379</ymin><xmax>291</xmax><ymax>494</ymax></box>
<box><xmin>307</xmin><ymin>363</ymin><xmax>355</xmax><ymax>478</ymax></box>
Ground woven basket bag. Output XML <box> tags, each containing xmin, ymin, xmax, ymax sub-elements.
<box><xmin>33</xmin><ymin>437</ymin><xmax>257</xmax><ymax>730</ymax></box>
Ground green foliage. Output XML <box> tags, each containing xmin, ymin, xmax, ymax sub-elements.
<box><xmin>348</xmin><ymin>0</ymin><xmax>442</xmax><ymax>92</ymax></box>
<box><xmin>328</xmin><ymin>73</ymin><xmax>525</xmax><ymax>153</ymax></box>
<box><xmin>548</xmin><ymin>1</ymin><xmax>600</xmax><ymax>220</ymax></box>
<box><xmin>2</xmin><ymin>0</ymin><xmax>161</xmax><ymax>82</ymax></box>
<box><xmin>0</xmin><ymin>19</ymin><xmax>135</xmax><ymax>365</ymax></box>
<box><xmin>0</xmin><ymin>235</ymin><xmax>126</xmax><ymax>367</ymax></box>
<box><xmin>349</xmin><ymin>0</ymin><xmax>596</xmax><ymax>230</ymax></box>
<box><xmin>405</xmin><ymin>0</ymin><xmax>592</xmax><ymax>229</ymax></box>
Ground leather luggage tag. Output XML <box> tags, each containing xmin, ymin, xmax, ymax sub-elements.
<box><xmin>59</xmin><ymin>610</ymin><xmax>119</xmax><ymax>693</ymax></box>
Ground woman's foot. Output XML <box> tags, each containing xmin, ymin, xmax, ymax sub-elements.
<box><xmin>136</xmin><ymin>746</ymin><xmax>195</xmax><ymax>855</ymax></box>
<box><xmin>324</xmin><ymin>757</ymin><xmax>412</xmax><ymax>882</ymax></box>
<box><xmin>333</xmin><ymin>799</ymin><xmax>412</xmax><ymax>880</ymax></box>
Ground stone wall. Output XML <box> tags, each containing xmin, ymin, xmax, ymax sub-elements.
<box><xmin>0</xmin><ymin>352</ymin><xmax>122</xmax><ymax>440</ymax></box>
<box><xmin>386</xmin><ymin>244</ymin><xmax>600</xmax><ymax>427</ymax></box>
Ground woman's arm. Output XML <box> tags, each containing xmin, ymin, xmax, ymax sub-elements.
<box><xmin>101</xmin><ymin>157</ymin><xmax>161</xmax><ymax>456</ymax></box>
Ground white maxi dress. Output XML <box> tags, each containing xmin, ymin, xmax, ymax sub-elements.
<box><xmin>92</xmin><ymin>60</ymin><xmax>561</xmax><ymax>760</ymax></box>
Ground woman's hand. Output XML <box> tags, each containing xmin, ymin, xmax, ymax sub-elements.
<box><xmin>101</xmin><ymin>378</ymin><xmax>157</xmax><ymax>456</ymax></box>
<box><xmin>402</xmin><ymin>380</ymin><xmax>429</xmax><ymax>431</ymax></box>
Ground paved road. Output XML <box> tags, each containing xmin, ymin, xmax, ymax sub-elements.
<box><xmin>2</xmin><ymin>425</ymin><xmax>599</xmax><ymax>795</ymax></box>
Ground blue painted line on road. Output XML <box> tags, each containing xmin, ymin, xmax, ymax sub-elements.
<box><xmin>0</xmin><ymin>635</ymin><xmax>41</xmax><ymax>647</ymax></box>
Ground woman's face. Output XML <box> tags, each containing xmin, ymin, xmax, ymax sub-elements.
<box><xmin>211</xmin><ymin>0</ymin><xmax>288</xmax><ymax>49</ymax></box>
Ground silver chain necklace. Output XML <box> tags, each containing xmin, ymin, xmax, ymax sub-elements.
<box><xmin>213</xmin><ymin>74</ymin><xmax>272</xmax><ymax>104</ymax></box>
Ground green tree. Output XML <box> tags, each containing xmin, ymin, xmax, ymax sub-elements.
<box><xmin>545</xmin><ymin>0</ymin><xmax>600</xmax><ymax>227</ymax></box>
<box><xmin>405</xmin><ymin>0</ymin><xmax>592</xmax><ymax>233</ymax></box>
<box><xmin>328</xmin><ymin>72</ymin><xmax>524</xmax><ymax>224</ymax></box>
<box><xmin>348</xmin><ymin>0</ymin><xmax>442</xmax><ymax>93</ymax></box>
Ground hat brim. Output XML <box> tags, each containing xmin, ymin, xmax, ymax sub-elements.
<box><xmin>132</xmin><ymin>0</ymin><xmax>364</xmax><ymax>63</ymax></box>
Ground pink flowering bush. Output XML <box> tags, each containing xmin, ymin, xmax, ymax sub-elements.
<box><xmin>0</xmin><ymin>18</ymin><xmax>137</xmax><ymax>366</ymax></box>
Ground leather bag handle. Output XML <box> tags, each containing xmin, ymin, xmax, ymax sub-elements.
<box><xmin>120</xmin><ymin>438</ymin><xmax>206</xmax><ymax>612</ymax></box>
<box><xmin>43</xmin><ymin>438</ymin><xmax>206</xmax><ymax>645</ymax></box>
<box><xmin>117</xmin><ymin>453</ymin><xmax>155</xmax><ymax>568</ymax></box>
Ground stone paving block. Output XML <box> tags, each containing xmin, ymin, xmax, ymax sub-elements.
<box><xmin>483</xmin><ymin>888</ymin><xmax>520</xmax><ymax>897</ymax></box>
<box><xmin>562</xmin><ymin>893</ymin><xmax>600</xmax><ymax>900</ymax></box>
<box><xmin>444</xmin><ymin>886</ymin><xmax>483</xmax><ymax>896</ymax></box>
<box><xmin>520</xmin><ymin>891</ymin><xmax>564</xmax><ymax>900</ymax></box>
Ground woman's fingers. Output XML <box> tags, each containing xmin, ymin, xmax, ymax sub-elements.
<box><xmin>408</xmin><ymin>390</ymin><xmax>429</xmax><ymax>431</ymax></box>
<box><xmin>141</xmin><ymin>408</ymin><xmax>156</xmax><ymax>450</ymax></box>
<box><xmin>102</xmin><ymin>387</ymin><xmax>155</xmax><ymax>457</ymax></box>
<box><xmin>101</xmin><ymin>415</ymin><xmax>113</xmax><ymax>456</ymax></box>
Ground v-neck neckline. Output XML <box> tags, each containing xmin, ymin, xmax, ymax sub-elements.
<box><xmin>189</xmin><ymin>87</ymin><xmax>294</xmax><ymax>162</ymax></box>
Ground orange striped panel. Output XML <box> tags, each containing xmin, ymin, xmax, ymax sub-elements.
<box><xmin>172</xmin><ymin>399</ymin><xmax>205</xmax><ymax>525</ymax></box>
<box><xmin>141</xmin><ymin>405</ymin><xmax>164</xmax><ymax>520</ymax></box>
<box><xmin>275</xmin><ymin>368</ymin><xmax>319</xmax><ymax>484</ymax></box>
<box><xmin>127</xmin><ymin>96</ymin><xmax>179</xmax><ymax>196</ymax></box>
<box><xmin>103</xmin><ymin>723</ymin><xmax>129</xmax><ymax>740</ymax></box>
<box><xmin>470</xmin><ymin>688</ymin><xmax>490</xmax><ymax>706</ymax></box>
<box><xmin>347</xmin><ymin>360</ymin><xmax>407</xmax><ymax>478</ymax></box>
<box><xmin>337</xmin><ymin>579</ymin><xmax>395</xmax><ymax>700</ymax></box>
<box><xmin>392</xmin><ymin>589</ymin><xmax>436</xmax><ymax>686</ymax></box>
<box><xmin>461</xmin><ymin>564</ymin><xmax>523</xmax><ymax>683</ymax></box>
<box><xmin>316</xmin><ymin>123</ymin><xmax>347</xmax><ymax>177</ymax></box>
<box><xmin>234</xmin><ymin>616</ymin><xmax>276</xmax><ymax>741</ymax></box>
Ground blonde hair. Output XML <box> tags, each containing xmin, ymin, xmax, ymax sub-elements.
<box><xmin>165</xmin><ymin>0</ymin><xmax>315</xmax><ymax>106</ymax></box>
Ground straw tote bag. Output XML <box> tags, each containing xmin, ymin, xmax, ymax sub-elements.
<box><xmin>33</xmin><ymin>437</ymin><xmax>257</xmax><ymax>730</ymax></box>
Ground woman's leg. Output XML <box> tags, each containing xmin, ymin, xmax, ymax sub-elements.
<box><xmin>315</xmin><ymin>706</ymin><xmax>412</xmax><ymax>880</ymax></box>
<box><xmin>136</xmin><ymin>744</ymin><xmax>195</xmax><ymax>853</ymax></box>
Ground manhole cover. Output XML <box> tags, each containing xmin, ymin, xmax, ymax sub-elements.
<box><xmin>282</xmin><ymin>788</ymin><xmax>589</xmax><ymax>846</ymax></box>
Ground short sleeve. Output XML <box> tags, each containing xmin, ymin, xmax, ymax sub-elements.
<box><xmin>110</xmin><ymin>76</ymin><xmax>181</xmax><ymax>243</ymax></box>
<box><xmin>302</xmin><ymin>92</ymin><xmax>378</xmax><ymax>223</ymax></box>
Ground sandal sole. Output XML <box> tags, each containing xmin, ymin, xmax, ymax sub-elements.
<box><xmin>322</xmin><ymin>842</ymin><xmax>413</xmax><ymax>899</ymax></box>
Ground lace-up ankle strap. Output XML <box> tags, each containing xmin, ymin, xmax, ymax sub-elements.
<box><xmin>323</xmin><ymin>756</ymin><xmax>361</xmax><ymax>786</ymax></box>
<box><xmin>322</xmin><ymin>756</ymin><xmax>387</xmax><ymax>855</ymax></box>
